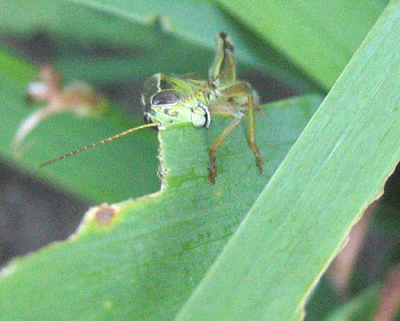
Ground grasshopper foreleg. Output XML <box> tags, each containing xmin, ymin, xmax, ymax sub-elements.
<box><xmin>209</xmin><ymin>115</ymin><xmax>244</xmax><ymax>184</ymax></box>
<box><xmin>208</xmin><ymin>86</ymin><xmax>263</xmax><ymax>183</ymax></box>
<box><xmin>246</xmin><ymin>94</ymin><xmax>263</xmax><ymax>174</ymax></box>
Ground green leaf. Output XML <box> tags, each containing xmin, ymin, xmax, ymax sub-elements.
<box><xmin>0</xmin><ymin>95</ymin><xmax>321</xmax><ymax>320</ymax></box>
<box><xmin>214</xmin><ymin>0</ymin><xmax>385</xmax><ymax>89</ymax></box>
<box><xmin>0</xmin><ymin>0</ymin><xmax>318</xmax><ymax>90</ymax></box>
<box><xmin>175</xmin><ymin>1</ymin><xmax>400</xmax><ymax>319</ymax></box>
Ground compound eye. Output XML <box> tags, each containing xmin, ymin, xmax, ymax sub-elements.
<box><xmin>152</xmin><ymin>91</ymin><xmax>179</xmax><ymax>106</ymax></box>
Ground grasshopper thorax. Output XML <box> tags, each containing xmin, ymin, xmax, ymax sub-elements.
<box><xmin>142</xmin><ymin>73</ymin><xmax>211</xmax><ymax>129</ymax></box>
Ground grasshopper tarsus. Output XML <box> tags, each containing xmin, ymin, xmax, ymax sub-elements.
<box><xmin>209</xmin><ymin>172</ymin><xmax>217</xmax><ymax>185</ymax></box>
<box><xmin>209</xmin><ymin>150</ymin><xmax>218</xmax><ymax>184</ymax></box>
<box><xmin>249</xmin><ymin>142</ymin><xmax>264</xmax><ymax>174</ymax></box>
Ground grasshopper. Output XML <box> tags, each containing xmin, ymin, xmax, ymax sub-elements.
<box><xmin>41</xmin><ymin>32</ymin><xmax>263</xmax><ymax>184</ymax></box>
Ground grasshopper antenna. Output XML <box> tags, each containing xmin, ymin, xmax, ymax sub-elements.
<box><xmin>40</xmin><ymin>122</ymin><xmax>158</xmax><ymax>167</ymax></box>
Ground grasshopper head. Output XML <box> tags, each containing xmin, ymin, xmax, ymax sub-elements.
<box><xmin>142</xmin><ymin>73</ymin><xmax>210</xmax><ymax>128</ymax></box>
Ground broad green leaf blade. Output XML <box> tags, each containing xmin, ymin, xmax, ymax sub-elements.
<box><xmin>0</xmin><ymin>2</ymin><xmax>220</xmax><ymax>85</ymax></box>
<box><xmin>214</xmin><ymin>0</ymin><xmax>385</xmax><ymax>89</ymax></box>
<box><xmin>0</xmin><ymin>0</ymin><xmax>318</xmax><ymax>90</ymax></box>
<box><xmin>0</xmin><ymin>48</ymin><xmax>159</xmax><ymax>203</ymax></box>
<box><xmin>63</xmin><ymin>0</ymin><xmax>318</xmax><ymax>90</ymax></box>
<box><xmin>66</xmin><ymin>0</ymin><xmax>314</xmax><ymax>85</ymax></box>
<box><xmin>0</xmin><ymin>95</ymin><xmax>321</xmax><ymax>320</ymax></box>
<box><xmin>175</xmin><ymin>1</ymin><xmax>400</xmax><ymax>320</ymax></box>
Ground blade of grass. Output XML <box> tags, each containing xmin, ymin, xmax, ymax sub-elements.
<box><xmin>175</xmin><ymin>1</ymin><xmax>400</xmax><ymax>320</ymax></box>
<box><xmin>0</xmin><ymin>0</ymin><xmax>319</xmax><ymax>101</ymax></box>
<box><xmin>214</xmin><ymin>0</ymin><xmax>385</xmax><ymax>89</ymax></box>
<box><xmin>64</xmin><ymin>0</ymin><xmax>319</xmax><ymax>90</ymax></box>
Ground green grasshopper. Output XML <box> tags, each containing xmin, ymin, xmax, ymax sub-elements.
<box><xmin>41</xmin><ymin>32</ymin><xmax>263</xmax><ymax>184</ymax></box>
